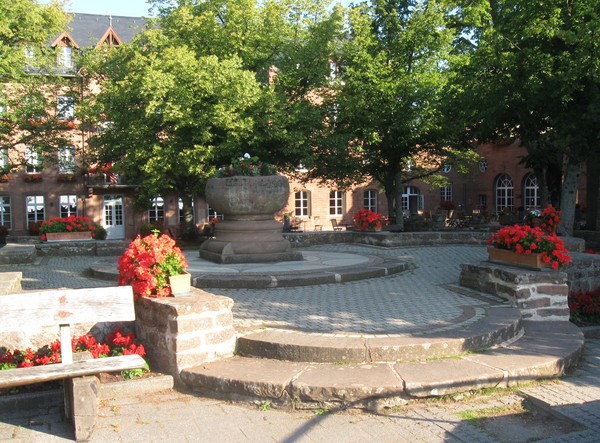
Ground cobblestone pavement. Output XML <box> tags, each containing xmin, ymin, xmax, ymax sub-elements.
<box><xmin>1</xmin><ymin>245</ymin><xmax>599</xmax><ymax>442</ymax></box>
<box><xmin>211</xmin><ymin>244</ymin><xmax>492</xmax><ymax>333</ymax></box>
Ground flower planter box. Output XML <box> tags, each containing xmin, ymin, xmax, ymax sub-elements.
<box><xmin>46</xmin><ymin>231</ymin><xmax>93</xmax><ymax>242</ymax></box>
<box><xmin>169</xmin><ymin>273</ymin><xmax>192</xmax><ymax>296</ymax></box>
<box><xmin>487</xmin><ymin>247</ymin><xmax>550</xmax><ymax>271</ymax></box>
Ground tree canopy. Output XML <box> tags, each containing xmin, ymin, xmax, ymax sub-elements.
<box><xmin>304</xmin><ymin>0</ymin><xmax>477</xmax><ymax>227</ymax></box>
<box><xmin>0</xmin><ymin>0</ymin><xmax>71</xmax><ymax>174</ymax></box>
<box><xmin>83</xmin><ymin>0</ymin><xmax>343</xmax><ymax>229</ymax></box>
<box><xmin>448</xmin><ymin>0</ymin><xmax>600</xmax><ymax>234</ymax></box>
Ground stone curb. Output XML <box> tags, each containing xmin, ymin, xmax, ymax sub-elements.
<box><xmin>0</xmin><ymin>375</ymin><xmax>175</xmax><ymax>412</ymax></box>
<box><xmin>236</xmin><ymin>306</ymin><xmax>522</xmax><ymax>363</ymax></box>
<box><xmin>90</xmin><ymin>257</ymin><xmax>411</xmax><ymax>289</ymax></box>
<box><xmin>180</xmin><ymin>320</ymin><xmax>584</xmax><ymax>409</ymax></box>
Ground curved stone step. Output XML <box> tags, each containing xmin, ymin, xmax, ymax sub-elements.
<box><xmin>237</xmin><ymin>306</ymin><xmax>522</xmax><ymax>363</ymax></box>
<box><xmin>180</xmin><ymin>321</ymin><xmax>584</xmax><ymax>410</ymax></box>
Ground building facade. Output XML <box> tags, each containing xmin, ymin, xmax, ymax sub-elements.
<box><xmin>1</xmin><ymin>13</ymin><xmax>586</xmax><ymax>240</ymax></box>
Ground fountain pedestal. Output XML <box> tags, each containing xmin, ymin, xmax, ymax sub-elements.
<box><xmin>199</xmin><ymin>175</ymin><xmax>302</xmax><ymax>264</ymax></box>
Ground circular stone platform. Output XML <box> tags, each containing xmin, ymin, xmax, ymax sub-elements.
<box><xmin>89</xmin><ymin>250</ymin><xmax>410</xmax><ymax>289</ymax></box>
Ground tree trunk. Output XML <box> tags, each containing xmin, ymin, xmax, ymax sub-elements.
<box><xmin>587</xmin><ymin>156</ymin><xmax>600</xmax><ymax>230</ymax></box>
<box><xmin>558</xmin><ymin>156</ymin><xmax>581</xmax><ymax>236</ymax></box>
<box><xmin>394</xmin><ymin>170</ymin><xmax>404</xmax><ymax>231</ymax></box>
<box><xmin>180</xmin><ymin>194</ymin><xmax>196</xmax><ymax>240</ymax></box>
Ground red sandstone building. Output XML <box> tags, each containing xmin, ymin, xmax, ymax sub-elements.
<box><xmin>1</xmin><ymin>13</ymin><xmax>585</xmax><ymax>239</ymax></box>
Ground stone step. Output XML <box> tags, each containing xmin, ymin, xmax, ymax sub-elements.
<box><xmin>180</xmin><ymin>321</ymin><xmax>584</xmax><ymax>410</ymax></box>
<box><xmin>237</xmin><ymin>306</ymin><xmax>522</xmax><ymax>363</ymax></box>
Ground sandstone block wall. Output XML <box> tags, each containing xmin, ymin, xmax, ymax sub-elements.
<box><xmin>460</xmin><ymin>263</ymin><xmax>569</xmax><ymax>321</ymax></box>
<box><xmin>134</xmin><ymin>288</ymin><xmax>236</xmax><ymax>386</ymax></box>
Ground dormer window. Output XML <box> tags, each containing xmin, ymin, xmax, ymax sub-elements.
<box><xmin>58</xmin><ymin>46</ymin><xmax>73</xmax><ymax>68</ymax></box>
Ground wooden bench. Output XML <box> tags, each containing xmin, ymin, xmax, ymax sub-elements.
<box><xmin>0</xmin><ymin>286</ymin><xmax>146</xmax><ymax>441</ymax></box>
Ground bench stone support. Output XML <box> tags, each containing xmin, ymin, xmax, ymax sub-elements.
<box><xmin>66</xmin><ymin>375</ymin><xmax>100</xmax><ymax>442</ymax></box>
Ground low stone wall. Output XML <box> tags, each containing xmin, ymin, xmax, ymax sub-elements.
<box><xmin>574</xmin><ymin>230</ymin><xmax>600</xmax><ymax>251</ymax></box>
<box><xmin>460</xmin><ymin>263</ymin><xmax>569</xmax><ymax>321</ymax></box>
<box><xmin>134</xmin><ymin>288</ymin><xmax>236</xmax><ymax>386</ymax></box>
<box><xmin>283</xmin><ymin>230</ymin><xmax>491</xmax><ymax>248</ymax></box>
<box><xmin>566</xmin><ymin>251</ymin><xmax>600</xmax><ymax>294</ymax></box>
<box><xmin>35</xmin><ymin>240</ymin><xmax>129</xmax><ymax>257</ymax></box>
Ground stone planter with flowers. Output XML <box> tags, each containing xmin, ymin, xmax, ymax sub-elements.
<box><xmin>353</xmin><ymin>209</ymin><xmax>388</xmax><ymax>232</ymax></box>
<box><xmin>39</xmin><ymin>216</ymin><xmax>106</xmax><ymax>242</ymax></box>
<box><xmin>487</xmin><ymin>224</ymin><xmax>571</xmax><ymax>271</ymax></box>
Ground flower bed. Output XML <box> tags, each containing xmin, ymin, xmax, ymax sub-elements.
<box><xmin>39</xmin><ymin>216</ymin><xmax>106</xmax><ymax>241</ymax></box>
<box><xmin>569</xmin><ymin>286</ymin><xmax>600</xmax><ymax>325</ymax></box>
<box><xmin>215</xmin><ymin>153</ymin><xmax>277</xmax><ymax>177</ymax></box>
<box><xmin>0</xmin><ymin>327</ymin><xmax>146</xmax><ymax>372</ymax></box>
<box><xmin>353</xmin><ymin>209</ymin><xmax>388</xmax><ymax>231</ymax></box>
<box><xmin>487</xmin><ymin>224</ymin><xmax>571</xmax><ymax>270</ymax></box>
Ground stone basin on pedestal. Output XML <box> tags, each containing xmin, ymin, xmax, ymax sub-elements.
<box><xmin>199</xmin><ymin>175</ymin><xmax>303</xmax><ymax>264</ymax></box>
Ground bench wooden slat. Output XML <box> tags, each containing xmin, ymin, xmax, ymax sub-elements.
<box><xmin>0</xmin><ymin>286</ymin><xmax>135</xmax><ymax>331</ymax></box>
<box><xmin>0</xmin><ymin>354</ymin><xmax>146</xmax><ymax>389</ymax></box>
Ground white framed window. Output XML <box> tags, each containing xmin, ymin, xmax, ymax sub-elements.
<box><xmin>523</xmin><ymin>174</ymin><xmax>540</xmax><ymax>210</ymax></box>
<box><xmin>148</xmin><ymin>197</ymin><xmax>164</xmax><ymax>223</ymax></box>
<box><xmin>478</xmin><ymin>159</ymin><xmax>488</xmax><ymax>173</ymax></box>
<box><xmin>26</xmin><ymin>195</ymin><xmax>45</xmax><ymax>224</ymax></box>
<box><xmin>0</xmin><ymin>196</ymin><xmax>12</xmax><ymax>229</ymax></box>
<box><xmin>363</xmin><ymin>190</ymin><xmax>378</xmax><ymax>212</ymax></box>
<box><xmin>25</xmin><ymin>146</ymin><xmax>41</xmax><ymax>173</ymax></box>
<box><xmin>57</xmin><ymin>95</ymin><xmax>74</xmax><ymax>120</ymax></box>
<box><xmin>208</xmin><ymin>206</ymin><xmax>224</xmax><ymax>221</ymax></box>
<box><xmin>24</xmin><ymin>46</ymin><xmax>35</xmax><ymax>60</ymax></box>
<box><xmin>402</xmin><ymin>186</ymin><xmax>423</xmax><ymax>214</ymax></box>
<box><xmin>329</xmin><ymin>190</ymin><xmax>344</xmax><ymax>216</ymax></box>
<box><xmin>58</xmin><ymin>146</ymin><xmax>75</xmax><ymax>173</ymax></box>
<box><xmin>59</xmin><ymin>195</ymin><xmax>78</xmax><ymax>217</ymax></box>
<box><xmin>440</xmin><ymin>184</ymin><xmax>453</xmax><ymax>202</ymax></box>
<box><xmin>179</xmin><ymin>198</ymin><xmax>196</xmax><ymax>224</ymax></box>
<box><xmin>442</xmin><ymin>164</ymin><xmax>452</xmax><ymax>173</ymax></box>
<box><xmin>58</xmin><ymin>46</ymin><xmax>72</xmax><ymax>67</ymax></box>
<box><xmin>329</xmin><ymin>60</ymin><xmax>338</xmax><ymax>79</ymax></box>
<box><xmin>295</xmin><ymin>191</ymin><xmax>310</xmax><ymax>217</ymax></box>
<box><xmin>495</xmin><ymin>174</ymin><xmax>514</xmax><ymax>214</ymax></box>
<box><xmin>0</xmin><ymin>149</ymin><xmax>8</xmax><ymax>169</ymax></box>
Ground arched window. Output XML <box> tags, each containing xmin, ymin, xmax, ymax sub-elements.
<box><xmin>523</xmin><ymin>174</ymin><xmax>540</xmax><ymax>210</ymax></box>
<box><xmin>495</xmin><ymin>174</ymin><xmax>514</xmax><ymax>214</ymax></box>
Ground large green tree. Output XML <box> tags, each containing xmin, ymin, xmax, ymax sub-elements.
<box><xmin>0</xmin><ymin>0</ymin><xmax>71</xmax><ymax>174</ymax></box>
<box><xmin>306</xmin><ymin>0</ymin><xmax>477</xmax><ymax>228</ymax></box>
<box><xmin>84</xmin><ymin>0</ymin><xmax>342</xmax><ymax>230</ymax></box>
<box><xmin>449</xmin><ymin>0</ymin><xmax>600</xmax><ymax>235</ymax></box>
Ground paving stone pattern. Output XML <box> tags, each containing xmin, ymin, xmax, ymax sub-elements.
<box><xmin>212</xmin><ymin>245</ymin><xmax>490</xmax><ymax>334</ymax></box>
<box><xmin>1</xmin><ymin>245</ymin><xmax>600</xmax><ymax>442</ymax></box>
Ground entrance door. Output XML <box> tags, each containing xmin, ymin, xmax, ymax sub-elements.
<box><xmin>103</xmin><ymin>195</ymin><xmax>124</xmax><ymax>239</ymax></box>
